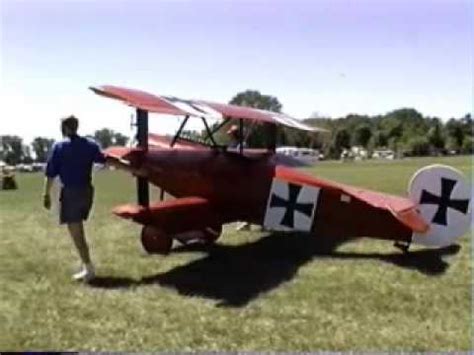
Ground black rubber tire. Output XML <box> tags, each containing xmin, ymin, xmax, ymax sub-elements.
<box><xmin>141</xmin><ymin>225</ymin><xmax>172</xmax><ymax>254</ymax></box>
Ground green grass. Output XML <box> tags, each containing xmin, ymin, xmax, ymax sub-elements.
<box><xmin>0</xmin><ymin>155</ymin><xmax>472</xmax><ymax>351</ymax></box>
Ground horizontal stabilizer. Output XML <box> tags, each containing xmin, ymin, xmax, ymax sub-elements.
<box><xmin>275</xmin><ymin>166</ymin><xmax>429</xmax><ymax>233</ymax></box>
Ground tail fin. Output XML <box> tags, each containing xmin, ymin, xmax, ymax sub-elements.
<box><xmin>409</xmin><ymin>164</ymin><xmax>471</xmax><ymax>247</ymax></box>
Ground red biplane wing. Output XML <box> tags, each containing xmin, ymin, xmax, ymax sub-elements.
<box><xmin>90</xmin><ymin>85</ymin><xmax>325</xmax><ymax>132</ymax></box>
<box><xmin>112</xmin><ymin>196</ymin><xmax>220</xmax><ymax>235</ymax></box>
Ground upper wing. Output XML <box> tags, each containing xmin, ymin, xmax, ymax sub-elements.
<box><xmin>90</xmin><ymin>85</ymin><xmax>326</xmax><ymax>132</ymax></box>
<box><xmin>274</xmin><ymin>166</ymin><xmax>429</xmax><ymax>234</ymax></box>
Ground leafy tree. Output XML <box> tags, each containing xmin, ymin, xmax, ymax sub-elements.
<box><xmin>228</xmin><ymin>90</ymin><xmax>283</xmax><ymax>148</ymax></box>
<box><xmin>32</xmin><ymin>137</ymin><xmax>55</xmax><ymax>162</ymax></box>
<box><xmin>114</xmin><ymin>132</ymin><xmax>129</xmax><ymax>146</ymax></box>
<box><xmin>94</xmin><ymin>128</ymin><xmax>115</xmax><ymax>149</ymax></box>
<box><xmin>93</xmin><ymin>129</ymin><xmax>129</xmax><ymax>148</ymax></box>
<box><xmin>0</xmin><ymin>135</ymin><xmax>24</xmax><ymax>165</ymax></box>
<box><xmin>370</xmin><ymin>130</ymin><xmax>388</xmax><ymax>148</ymax></box>
<box><xmin>406</xmin><ymin>136</ymin><xmax>430</xmax><ymax>156</ymax></box>
<box><xmin>230</xmin><ymin>90</ymin><xmax>282</xmax><ymax>112</ymax></box>
<box><xmin>445</xmin><ymin>118</ymin><xmax>464</xmax><ymax>151</ymax></box>
<box><xmin>328</xmin><ymin>128</ymin><xmax>351</xmax><ymax>158</ymax></box>
<box><xmin>462</xmin><ymin>136</ymin><xmax>474</xmax><ymax>154</ymax></box>
<box><xmin>427</xmin><ymin>119</ymin><xmax>445</xmax><ymax>151</ymax></box>
<box><xmin>352</xmin><ymin>124</ymin><xmax>372</xmax><ymax>147</ymax></box>
<box><xmin>460</xmin><ymin>113</ymin><xmax>473</xmax><ymax>136</ymax></box>
<box><xmin>22</xmin><ymin>146</ymin><xmax>34</xmax><ymax>164</ymax></box>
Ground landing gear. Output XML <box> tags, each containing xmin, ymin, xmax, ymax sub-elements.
<box><xmin>141</xmin><ymin>224</ymin><xmax>223</xmax><ymax>254</ymax></box>
<box><xmin>394</xmin><ymin>240</ymin><xmax>411</xmax><ymax>254</ymax></box>
<box><xmin>175</xmin><ymin>225</ymin><xmax>223</xmax><ymax>246</ymax></box>
<box><xmin>202</xmin><ymin>225</ymin><xmax>223</xmax><ymax>243</ymax></box>
<box><xmin>141</xmin><ymin>225</ymin><xmax>172</xmax><ymax>254</ymax></box>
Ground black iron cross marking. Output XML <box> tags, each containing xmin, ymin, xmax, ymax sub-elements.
<box><xmin>270</xmin><ymin>183</ymin><xmax>315</xmax><ymax>228</ymax></box>
<box><xmin>420</xmin><ymin>177</ymin><xmax>469</xmax><ymax>226</ymax></box>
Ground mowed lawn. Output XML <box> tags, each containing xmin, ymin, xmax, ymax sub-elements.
<box><xmin>0</xmin><ymin>156</ymin><xmax>472</xmax><ymax>351</ymax></box>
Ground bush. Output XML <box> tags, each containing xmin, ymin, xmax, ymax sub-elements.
<box><xmin>462</xmin><ymin>136</ymin><xmax>474</xmax><ymax>154</ymax></box>
<box><xmin>406</xmin><ymin>136</ymin><xmax>430</xmax><ymax>156</ymax></box>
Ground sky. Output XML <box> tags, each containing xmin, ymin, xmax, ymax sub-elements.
<box><xmin>0</xmin><ymin>0</ymin><xmax>472</xmax><ymax>143</ymax></box>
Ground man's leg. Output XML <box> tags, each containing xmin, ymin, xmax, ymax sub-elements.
<box><xmin>67</xmin><ymin>222</ymin><xmax>91</xmax><ymax>264</ymax></box>
<box><xmin>67</xmin><ymin>222</ymin><xmax>95</xmax><ymax>281</ymax></box>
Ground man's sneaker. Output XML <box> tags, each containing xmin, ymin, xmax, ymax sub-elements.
<box><xmin>72</xmin><ymin>265</ymin><xmax>95</xmax><ymax>283</ymax></box>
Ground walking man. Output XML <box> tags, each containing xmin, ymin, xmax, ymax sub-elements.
<box><xmin>43</xmin><ymin>115</ymin><xmax>105</xmax><ymax>282</ymax></box>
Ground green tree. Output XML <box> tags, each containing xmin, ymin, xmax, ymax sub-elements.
<box><xmin>460</xmin><ymin>113</ymin><xmax>473</xmax><ymax>136</ymax></box>
<box><xmin>22</xmin><ymin>146</ymin><xmax>34</xmax><ymax>164</ymax></box>
<box><xmin>427</xmin><ymin>119</ymin><xmax>445</xmax><ymax>152</ymax></box>
<box><xmin>94</xmin><ymin>128</ymin><xmax>115</xmax><ymax>149</ymax></box>
<box><xmin>113</xmin><ymin>132</ymin><xmax>129</xmax><ymax>146</ymax></box>
<box><xmin>0</xmin><ymin>135</ymin><xmax>24</xmax><ymax>165</ymax></box>
<box><xmin>370</xmin><ymin>130</ymin><xmax>388</xmax><ymax>148</ymax></box>
<box><xmin>32</xmin><ymin>137</ymin><xmax>55</xmax><ymax>162</ymax></box>
<box><xmin>93</xmin><ymin>129</ymin><xmax>129</xmax><ymax>148</ymax></box>
<box><xmin>328</xmin><ymin>128</ymin><xmax>351</xmax><ymax>158</ymax></box>
<box><xmin>230</xmin><ymin>90</ymin><xmax>282</xmax><ymax>112</ymax></box>
<box><xmin>228</xmin><ymin>90</ymin><xmax>283</xmax><ymax>148</ymax></box>
<box><xmin>352</xmin><ymin>124</ymin><xmax>372</xmax><ymax>147</ymax></box>
<box><xmin>462</xmin><ymin>135</ymin><xmax>473</xmax><ymax>154</ymax></box>
<box><xmin>445</xmin><ymin>118</ymin><xmax>464</xmax><ymax>151</ymax></box>
<box><xmin>406</xmin><ymin>136</ymin><xmax>430</xmax><ymax>156</ymax></box>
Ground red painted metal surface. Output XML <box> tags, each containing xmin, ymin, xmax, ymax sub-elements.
<box><xmin>92</xmin><ymin>85</ymin><xmax>429</xmax><ymax>249</ymax></box>
<box><xmin>90</xmin><ymin>86</ymin><xmax>185</xmax><ymax>116</ymax></box>
<box><xmin>104</xmin><ymin>146</ymin><xmax>422</xmax><ymax>244</ymax></box>
<box><xmin>90</xmin><ymin>85</ymin><xmax>325</xmax><ymax>132</ymax></box>
<box><xmin>113</xmin><ymin>196</ymin><xmax>219</xmax><ymax>234</ymax></box>
<box><xmin>274</xmin><ymin>166</ymin><xmax>429</xmax><ymax>233</ymax></box>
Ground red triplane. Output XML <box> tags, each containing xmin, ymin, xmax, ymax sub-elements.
<box><xmin>91</xmin><ymin>85</ymin><xmax>471</xmax><ymax>254</ymax></box>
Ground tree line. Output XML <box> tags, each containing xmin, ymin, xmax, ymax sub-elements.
<box><xmin>1</xmin><ymin>90</ymin><xmax>472</xmax><ymax>165</ymax></box>
<box><xmin>301</xmin><ymin>110</ymin><xmax>472</xmax><ymax>159</ymax></box>
<box><xmin>0</xmin><ymin>129</ymin><xmax>128</xmax><ymax>165</ymax></box>
<box><xmin>226</xmin><ymin>90</ymin><xmax>473</xmax><ymax>159</ymax></box>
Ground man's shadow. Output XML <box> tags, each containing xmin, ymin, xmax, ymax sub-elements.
<box><xmin>90</xmin><ymin>233</ymin><xmax>461</xmax><ymax>307</ymax></box>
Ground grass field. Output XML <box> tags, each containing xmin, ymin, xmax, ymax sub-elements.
<box><xmin>0</xmin><ymin>156</ymin><xmax>472</xmax><ymax>351</ymax></box>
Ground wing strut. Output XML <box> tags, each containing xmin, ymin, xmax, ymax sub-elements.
<box><xmin>136</xmin><ymin>108</ymin><xmax>149</xmax><ymax>207</ymax></box>
<box><xmin>239</xmin><ymin>118</ymin><xmax>244</xmax><ymax>155</ymax></box>
<box><xmin>201</xmin><ymin>117</ymin><xmax>218</xmax><ymax>147</ymax></box>
<box><xmin>171</xmin><ymin>115</ymin><xmax>189</xmax><ymax>147</ymax></box>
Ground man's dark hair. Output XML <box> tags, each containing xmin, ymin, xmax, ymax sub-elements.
<box><xmin>61</xmin><ymin>115</ymin><xmax>79</xmax><ymax>135</ymax></box>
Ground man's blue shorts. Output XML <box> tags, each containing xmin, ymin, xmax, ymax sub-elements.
<box><xmin>59</xmin><ymin>185</ymin><xmax>94</xmax><ymax>224</ymax></box>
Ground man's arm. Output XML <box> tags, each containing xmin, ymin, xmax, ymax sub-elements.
<box><xmin>105</xmin><ymin>156</ymin><xmax>148</xmax><ymax>177</ymax></box>
<box><xmin>43</xmin><ymin>144</ymin><xmax>60</xmax><ymax>210</ymax></box>
<box><xmin>43</xmin><ymin>177</ymin><xmax>54</xmax><ymax>209</ymax></box>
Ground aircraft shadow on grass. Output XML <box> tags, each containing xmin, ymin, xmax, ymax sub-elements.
<box><xmin>90</xmin><ymin>233</ymin><xmax>461</xmax><ymax>307</ymax></box>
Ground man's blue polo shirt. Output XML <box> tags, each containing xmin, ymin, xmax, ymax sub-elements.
<box><xmin>46</xmin><ymin>135</ymin><xmax>106</xmax><ymax>188</ymax></box>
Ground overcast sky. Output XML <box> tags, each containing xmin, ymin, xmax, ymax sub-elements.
<box><xmin>0</xmin><ymin>0</ymin><xmax>471</xmax><ymax>142</ymax></box>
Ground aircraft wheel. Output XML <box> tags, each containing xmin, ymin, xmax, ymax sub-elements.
<box><xmin>174</xmin><ymin>225</ymin><xmax>222</xmax><ymax>246</ymax></box>
<box><xmin>141</xmin><ymin>225</ymin><xmax>172</xmax><ymax>254</ymax></box>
